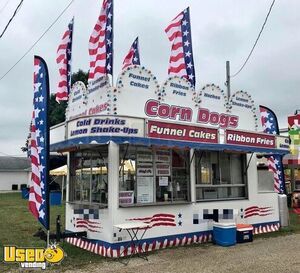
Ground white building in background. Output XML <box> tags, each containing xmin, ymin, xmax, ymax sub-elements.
<box><xmin>0</xmin><ymin>156</ymin><xmax>31</xmax><ymax>191</ymax></box>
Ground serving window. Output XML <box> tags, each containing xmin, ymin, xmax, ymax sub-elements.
<box><xmin>195</xmin><ymin>151</ymin><xmax>247</xmax><ymax>201</ymax></box>
<box><xmin>119</xmin><ymin>145</ymin><xmax>190</xmax><ymax>207</ymax></box>
<box><xmin>69</xmin><ymin>146</ymin><xmax>108</xmax><ymax>207</ymax></box>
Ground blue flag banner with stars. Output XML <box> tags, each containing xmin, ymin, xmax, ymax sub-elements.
<box><xmin>29</xmin><ymin>56</ymin><xmax>50</xmax><ymax>230</ymax></box>
<box><xmin>259</xmin><ymin>105</ymin><xmax>285</xmax><ymax>194</ymax></box>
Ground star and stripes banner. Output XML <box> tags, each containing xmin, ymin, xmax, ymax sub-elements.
<box><xmin>88</xmin><ymin>0</ymin><xmax>113</xmax><ymax>81</ymax></box>
<box><xmin>165</xmin><ymin>7</ymin><xmax>195</xmax><ymax>87</ymax></box>
<box><xmin>259</xmin><ymin>105</ymin><xmax>285</xmax><ymax>193</ymax></box>
<box><xmin>56</xmin><ymin>17</ymin><xmax>74</xmax><ymax>102</ymax></box>
<box><xmin>72</xmin><ymin>218</ymin><xmax>102</xmax><ymax>233</ymax></box>
<box><xmin>29</xmin><ymin>56</ymin><xmax>50</xmax><ymax>230</ymax></box>
<box><xmin>244</xmin><ymin>206</ymin><xmax>273</xmax><ymax>218</ymax></box>
<box><xmin>127</xmin><ymin>213</ymin><xmax>176</xmax><ymax>228</ymax></box>
<box><xmin>122</xmin><ymin>37</ymin><xmax>140</xmax><ymax>70</ymax></box>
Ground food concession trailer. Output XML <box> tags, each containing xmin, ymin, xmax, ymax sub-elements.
<box><xmin>50</xmin><ymin>65</ymin><xmax>288</xmax><ymax>257</ymax></box>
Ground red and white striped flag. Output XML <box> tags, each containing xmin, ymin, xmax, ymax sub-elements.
<box><xmin>122</xmin><ymin>37</ymin><xmax>140</xmax><ymax>70</ymax></box>
<box><xmin>56</xmin><ymin>18</ymin><xmax>74</xmax><ymax>102</ymax></box>
<box><xmin>165</xmin><ymin>7</ymin><xmax>195</xmax><ymax>87</ymax></box>
<box><xmin>88</xmin><ymin>0</ymin><xmax>113</xmax><ymax>81</ymax></box>
<box><xmin>29</xmin><ymin>56</ymin><xmax>49</xmax><ymax>230</ymax></box>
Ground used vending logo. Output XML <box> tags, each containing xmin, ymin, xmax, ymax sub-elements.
<box><xmin>3</xmin><ymin>244</ymin><xmax>65</xmax><ymax>270</ymax></box>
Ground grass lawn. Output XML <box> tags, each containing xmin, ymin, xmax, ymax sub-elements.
<box><xmin>0</xmin><ymin>192</ymin><xmax>107</xmax><ymax>272</ymax></box>
<box><xmin>0</xmin><ymin>192</ymin><xmax>299</xmax><ymax>272</ymax></box>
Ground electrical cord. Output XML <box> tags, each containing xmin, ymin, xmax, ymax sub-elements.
<box><xmin>231</xmin><ymin>0</ymin><xmax>276</xmax><ymax>78</ymax></box>
<box><xmin>0</xmin><ymin>0</ymin><xmax>74</xmax><ymax>82</ymax></box>
<box><xmin>0</xmin><ymin>0</ymin><xmax>24</xmax><ymax>38</ymax></box>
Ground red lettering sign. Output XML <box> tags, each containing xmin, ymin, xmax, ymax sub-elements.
<box><xmin>145</xmin><ymin>99</ymin><xmax>192</xmax><ymax>121</ymax></box>
<box><xmin>147</xmin><ymin>120</ymin><xmax>218</xmax><ymax>143</ymax></box>
<box><xmin>144</xmin><ymin>100</ymin><xmax>239</xmax><ymax>128</ymax></box>
<box><xmin>226</xmin><ymin>129</ymin><xmax>275</xmax><ymax>148</ymax></box>
<box><xmin>197</xmin><ymin>108</ymin><xmax>238</xmax><ymax>129</ymax></box>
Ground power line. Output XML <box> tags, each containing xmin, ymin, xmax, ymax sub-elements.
<box><xmin>0</xmin><ymin>0</ymin><xmax>74</xmax><ymax>82</ymax></box>
<box><xmin>0</xmin><ymin>0</ymin><xmax>24</xmax><ymax>38</ymax></box>
<box><xmin>0</xmin><ymin>0</ymin><xmax>11</xmax><ymax>15</ymax></box>
<box><xmin>231</xmin><ymin>0</ymin><xmax>276</xmax><ymax>78</ymax></box>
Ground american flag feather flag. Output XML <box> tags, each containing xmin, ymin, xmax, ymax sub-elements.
<box><xmin>122</xmin><ymin>37</ymin><xmax>140</xmax><ymax>70</ymax></box>
<box><xmin>56</xmin><ymin>18</ymin><xmax>74</xmax><ymax>102</ymax></box>
<box><xmin>259</xmin><ymin>105</ymin><xmax>285</xmax><ymax>193</ymax></box>
<box><xmin>88</xmin><ymin>0</ymin><xmax>113</xmax><ymax>81</ymax></box>
<box><xmin>29</xmin><ymin>56</ymin><xmax>50</xmax><ymax>229</ymax></box>
<box><xmin>165</xmin><ymin>7</ymin><xmax>195</xmax><ymax>87</ymax></box>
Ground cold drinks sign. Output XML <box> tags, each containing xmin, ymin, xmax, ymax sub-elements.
<box><xmin>67</xmin><ymin>116</ymin><xmax>144</xmax><ymax>139</ymax></box>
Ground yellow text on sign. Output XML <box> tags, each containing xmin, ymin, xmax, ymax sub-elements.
<box><xmin>3</xmin><ymin>246</ymin><xmax>45</xmax><ymax>262</ymax></box>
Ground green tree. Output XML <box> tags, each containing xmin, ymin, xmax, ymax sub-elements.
<box><xmin>71</xmin><ymin>69</ymin><xmax>88</xmax><ymax>86</ymax></box>
<box><xmin>49</xmin><ymin>69</ymin><xmax>88</xmax><ymax>126</ymax></box>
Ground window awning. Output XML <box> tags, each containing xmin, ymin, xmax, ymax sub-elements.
<box><xmin>50</xmin><ymin>136</ymin><xmax>288</xmax><ymax>155</ymax></box>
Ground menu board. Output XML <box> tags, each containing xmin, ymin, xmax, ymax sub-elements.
<box><xmin>137</xmin><ymin>152</ymin><xmax>153</xmax><ymax>162</ymax></box>
<box><xmin>155</xmin><ymin>150</ymin><xmax>171</xmax><ymax>176</ymax></box>
<box><xmin>137</xmin><ymin>163</ymin><xmax>153</xmax><ymax>176</ymax></box>
<box><xmin>137</xmin><ymin>177</ymin><xmax>154</xmax><ymax>203</ymax></box>
<box><xmin>155</xmin><ymin>163</ymin><xmax>171</xmax><ymax>176</ymax></box>
<box><xmin>159</xmin><ymin>176</ymin><xmax>169</xmax><ymax>186</ymax></box>
<box><xmin>119</xmin><ymin>191</ymin><xmax>134</xmax><ymax>205</ymax></box>
<box><xmin>155</xmin><ymin>150</ymin><xmax>170</xmax><ymax>162</ymax></box>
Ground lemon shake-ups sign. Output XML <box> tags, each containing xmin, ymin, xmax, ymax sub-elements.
<box><xmin>3</xmin><ymin>244</ymin><xmax>65</xmax><ymax>269</ymax></box>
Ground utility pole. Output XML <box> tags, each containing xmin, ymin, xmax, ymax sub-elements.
<box><xmin>226</xmin><ymin>61</ymin><xmax>231</xmax><ymax>98</ymax></box>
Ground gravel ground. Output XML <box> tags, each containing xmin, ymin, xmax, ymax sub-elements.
<box><xmin>4</xmin><ymin>233</ymin><xmax>300</xmax><ymax>273</ymax></box>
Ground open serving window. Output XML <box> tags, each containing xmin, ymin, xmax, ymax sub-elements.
<box><xmin>118</xmin><ymin>145</ymin><xmax>190</xmax><ymax>206</ymax></box>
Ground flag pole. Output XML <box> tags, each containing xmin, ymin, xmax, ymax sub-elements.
<box><xmin>111</xmin><ymin>0</ymin><xmax>114</xmax><ymax>87</ymax></box>
<box><xmin>226</xmin><ymin>61</ymin><xmax>231</xmax><ymax>98</ymax></box>
<box><xmin>69</xmin><ymin>17</ymin><xmax>75</xmax><ymax>90</ymax></box>
<box><xmin>44</xmin><ymin>56</ymin><xmax>51</xmax><ymax>247</ymax></box>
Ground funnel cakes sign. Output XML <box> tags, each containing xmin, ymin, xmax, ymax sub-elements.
<box><xmin>147</xmin><ymin>120</ymin><xmax>218</xmax><ymax>143</ymax></box>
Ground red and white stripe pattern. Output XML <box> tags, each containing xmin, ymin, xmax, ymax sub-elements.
<box><xmin>56</xmin><ymin>18</ymin><xmax>74</xmax><ymax>102</ymax></box>
<box><xmin>66</xmin><ymin>232</ymin><xmax>212</xmax><ymax>258</ymax></box>
<box><xmin>165</xmin><ymin>7</ymin><xmax>195</xmax><ymax>86</ymax></box>
<box><xmin>66</xmin><ymin>221</ymin><xmax>280</xmax><ymax>258</ymax></box>
<box><xmin>259</xmin><ymin>106</ymin><xmax>284</xmax><ymax>193</ymax></box>
<box><xmin>74</xmin><ymin>218</ymin><xmax>102</xmax><ymax>233</ymax></box>
<box><xmin>88</xmin><ymin>0</ymin><xmax>113</xmax><ymax>81</ymax></box>
<box><xmin>253</xmin><ymin>223</ymin><xmax>280</xmax><ymax>234</ymax></box>
<box><xmin>29</xmin><ymin>109</ymin><xmax>42</xmax><ymax>219</ymax></box>
<box><xmin>29</xmin><ymin>56</ymin><xmax>49</xmax><ymax>229</ymax></box>
<box><xmin>127</xmin><ymin>213</ymin><xmax>176</xmax><ymax>228</ymax></box>
<box><xmin>244</xmin><ymin>206</ymin><xmax>273</xmax><ymax>218</ymax></box>
<box><xmin>267</xmin><ymin>156</ymin><xmax>280</xmax><ymax>192</ymax></box>
<box><xmin>122</xmin><ymin>37</ymin><xmax>140</xmax><ymax>70</ymax></box>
